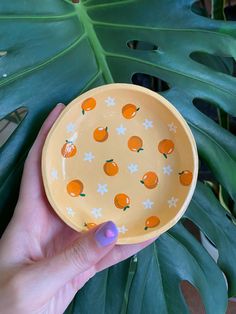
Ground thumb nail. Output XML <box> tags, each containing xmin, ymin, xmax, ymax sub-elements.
<box><xmin>56</xmin><ymin>103</ymin><xmax>65</xmax><ymax>108</ymax></box>
<box><xmin>95</xmin><ymin>221</ymin><xmax>118</xmax><ymax>247</ymax></box>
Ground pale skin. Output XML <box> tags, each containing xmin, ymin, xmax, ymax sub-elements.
<box><xmin>0</xmin><ymin>104</ymin><xmax>156</xmax><ymax>314</ymax></box>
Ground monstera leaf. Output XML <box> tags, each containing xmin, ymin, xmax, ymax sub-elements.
<box><xmin>1</xmin><ymin>1</ymin><xmax>236</xmax><ymax>313</ymax></box>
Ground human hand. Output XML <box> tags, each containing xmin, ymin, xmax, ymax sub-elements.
<box><xmin>0</xmin><ymin>104</ymin><xmax>156</xmax><ymax>314</ymax></box>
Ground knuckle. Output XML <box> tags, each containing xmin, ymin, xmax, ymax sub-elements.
<box><xmin>65</xmin><ymin>242</ymin><xmax>95</xmax><ymax>271</ymax></box>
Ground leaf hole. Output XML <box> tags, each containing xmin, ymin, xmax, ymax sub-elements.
<box><xmin>0</xmin><ymin>51</ymin><xmax>7</xmax><ymax>58</ymax></box>
<box><xmin>191</xmin><ymin>1</ymin><xmax>209</xmax><ymax>17</ymax></box>
<box><xmin>199</xmin><ymin>158</ymin><xmax>218</xmax><ymax>183</ymax></box>
<box><xmin>180</xmin><ymin>280</ymin><xmax>205</xmax><ymax>313</ymax></box>
<box><xmin>191</xmin><ymin>0</ymin><xmax>236</xmax><ymax>20</ymax></box>
<box><xmin>193</xmin><ymin>98</ymin><xmax>236</xmax><ymax>133</ymax></box>
<box><xmin>0</xmin><ymin>107</ymin><xmax>28</xmax><ymax>148</ymax></box>
<box><xmin>201</xmin><ymin>232</ymin><xmax>216</xmax><ymax>248</ymax></box>
<box><xmin>224</xmin><ymin>2</ymin><xmax>236</xmax><ymax>21</ymax></box>
<box><xmin>131</xmin><ymin>73</ymin><xmax>170</xmax><ymax>92</ymax></box>
<box><xmin>225</xmin><ymin>212</ymin><xmax>236</xmax><ymax>225</ymax></box>
<box><xmin>226</xmin><ymin>213</ymin><xmax>233</xmax><ymax>222</ymax></box>
<box><xmin>190</xmin><ymin>52</ymin><xmax>236</xmax><ymax>76</ymax></box>
<box><xmin>182</xmin><ymin>218</ymin><xmax>201</xmax><ymax>242</ymax></box>
<box><xmin>229</xmin><ymin>114</ymin><xmax>236</xmax><ymax>135</ymax></box>
<box><xmin>182</xmin><ymin>217</ymin><xmax>219</xmax><ymax>259</ymax></box>
<box><xmin>192</xmin><ymin>160</ymin><xmax>234</xmax><ymax>215</ymax></box>
<box><xmin>127</xmin><ymin>40</ymin><xmax>158</xmax><ymax>51</ymax></box>
<box><xmin>200</xmin><ymin>232</ymin><xmax>220</xmax><ymax>264</ymax></box>
<box><xmin>193</xmin><ymin>98</ymin><xmax>219</xmax><ymax>123</ymax></box>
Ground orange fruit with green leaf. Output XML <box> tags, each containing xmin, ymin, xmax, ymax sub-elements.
<box><xmin>84</xmin><ymin>222</ymin><xmax>97</xmax><ymax>229</ymax></box>
<box><xmin>67</xmin><ymin>180</ymin><xmax>85</xmax><ymax>197</ymax></box>
<box><xmin>104</xmin><ymin>159</ymin><xmax>119</xmax><ymax>176</ymax></box>
<box><xmin>140</xmin><ymin>171</ymin><xmax>158</xmax><ymax>189</ymax></box>
<box><xmin>81</xmin><ymin>97</ymin><xmax>96</xmax><ymax>114</ymax></box>
<box><xmin>122</xmin><ymin>104</ymin><xmax>140</xmax><ymax>119</ymax></box>
<box><xmin>61</xmin><ymin>140</ymin><xmax>77</xmax><ymax>158</ymax></box>
<box><xmin>144</xmin><ymin>216</ymin><xmax>160</xmax><ymax>230</ymax></box>
<box><xmin>179</xmin><ymin>170</ymin><xmax>193</xmax><ymax>186</ymax></box>
<box><xmin>128</xmin><ymin>136</ymin><xmax>143</xmax><ymax>152</ymax></box>
<box><xmin>93</xmin><ymin>127</ymin><xmax>108</xmax><ymax>142</ymax></box>
<box><xmin>114</xmin><ymin>193</ymin><xmax>130</xmax><ymax>211</ymax></box>
<box><xmin>158</xmin><ymin>139</ymin><xmax>174</xmax><ymax>158</ymax></box>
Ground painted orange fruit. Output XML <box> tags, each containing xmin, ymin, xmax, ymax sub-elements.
<box><xmin>61</xmin><ymin>140</ymin><xmax>77</xmax><ymax>158</ymax></box>
<box><xmin>128</xmin><ymin>136</ymin><xmax>143</xmax><ymax>152</ymax></box>
<box><xmin>114</xmin><ymin>193</ymin><xmax>130</xmax><ymax>211</ymax></box>
<box><xmin>179</xmin><ymin>170</ymin><xmax>193</xmax><ymax>186</ymax></box>
<box><xmin>104</xmin><ymin>159</ymin><xmax>119</xmax><ymax>176</ymax></box>
<box><xmin>144</xmin><ymin>216</ymin><xmax>160</xmax><ymax>230</ymax></box>
<box><xmin>66</xmin><ymin>180</ymin><xmax>85</xmax><ymax>197</ymax></box>
<box><xmin>81</xmin><ymin>97</ymin><xmax>96</xmax><ymax>114</ymax></box>
<box><xmin>122</xmin><ymin>104</ymin><xmax>140</xmax><ymax>119</ymax></box>
<box><xmin>158</xmin><ymin>139</ymin><xmax>174</xmax><ymax>158</ymax></box>
<box><xmin>140</xmin><ymin>171</ymin><xmax>158</xmax><ymax>189</ymax></box>
<box><xmin>84</xmin><ymin>222</ymin><xmax>97</xmax><ymax>230</ymax></box>
<box><xmin>93</xmin><ymin>127</ymin><xmax>108</xmax><ymax>142</ymax></box>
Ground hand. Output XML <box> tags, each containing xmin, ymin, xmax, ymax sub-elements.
<box><xmin>0</xmin><ymin>104</ymin><xmax>156</xmax><ymax>314</ymax></box>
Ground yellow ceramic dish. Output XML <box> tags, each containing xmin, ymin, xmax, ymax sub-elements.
<box><xmin>42</xmin><ymin>83</ymin><xmax>198</xmax><ymax>244</ymax></box>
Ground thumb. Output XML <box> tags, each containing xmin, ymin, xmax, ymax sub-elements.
<box><xmin>58</xmin><ymin>221</ymin><xmax>118</xmax><ymax>275</ymax></box>
<box><xmin>23</xmin><ymin>221</ymin><xmax>118</xmax><ymax>298</ymax></box>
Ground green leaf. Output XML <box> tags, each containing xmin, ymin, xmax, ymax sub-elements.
<box><xmin>65</xmin><ymin>259</ymin><xmax>133</xmax><ymax>314</ymax></box>
<box><xmin>1</xmin><ymin>0</ymin><xmax>236</xmax><ymax>312</ymax></box>
<box><xmin>185</xmin><ymin>182</ymin><xmax>236</xmax><ymax>297</ymax></box>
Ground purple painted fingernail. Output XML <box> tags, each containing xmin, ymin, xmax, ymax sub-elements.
<box><xmin>56</xmin><ymin>103</ymin><xmax>65</xmax><ymax>108</ymax></box>
<box><xmin>95</xmin><ymin>221</ymin><xmax>118</xmax><ymax>247</ymax></box>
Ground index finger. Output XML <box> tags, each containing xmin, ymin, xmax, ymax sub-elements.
<box><xmin>95</xmin><ymin>237</ymin><xmax>158</xmax><ymax>272</ymax></box>
<box><xmin>19</xmin><ymin>104</ymin><xmax>65</xmax><ymax>201</ymax></box>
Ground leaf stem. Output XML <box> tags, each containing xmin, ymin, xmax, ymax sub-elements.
<box><xmin>76</xmin><ymin>4</ymin><xmax>114</xmax><ymax>83</ymax></box>
<box><xmin>123</xmin><ymin>206</ymin><xmax>130</xmax><ymax>211</ymax></box>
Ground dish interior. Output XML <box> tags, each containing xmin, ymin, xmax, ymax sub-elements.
<box><xmin>42</xmin><ymin>84</ymin><xmax>197</xmax><ymax>244</ymax></box>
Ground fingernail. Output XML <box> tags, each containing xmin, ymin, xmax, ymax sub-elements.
<box><xmin>95</xmin><ymin>221</ymin><xmax>118</xmax><ymax>247</ymax></box>
<box><xmin>56</xmin><ymin>103</ymin><xmax>65</xmax><ymax>108</ymax></box>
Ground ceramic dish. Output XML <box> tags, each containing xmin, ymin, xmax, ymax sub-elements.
<box><xmin>42</xmin><ymin>83</ymin><xmax>198</xmax><ymax>244</ymax></box>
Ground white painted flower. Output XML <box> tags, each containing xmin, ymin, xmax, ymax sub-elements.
<box><xmin>51</xmin><ymin>168</ymin><xmax>58</xmax><ymax>180</ymax></box>
<box><xmin>168</xmin><ymin>122</ymin><xmax>177</xmax><ymax>133</ymax></box>
<box><xmin>142</xmin><ymin>199</ymin><xmax>154</xmax><ymax>209</ymax></box>
<box><xmin>91</xmin><ymin>207</ymin><xmax>102</xmax><ymax>219</ymax></box>
<box><xmin>66</xmin><ymin>122</ymin><xmax>76</xmax><ymax>133</ymax></box>
<box><xmin>97</xmin><ymin>184</ymin><xmax>108</xmax><ymax>196</ymax></box>
<box><xmin>118</xmin><ymin>225</ymin><xmax>128</xmax><ymax>234</ymax></box>
<box><xmin>143</xmin><ymin>119</ymin><xmax>153</xmax><ymax>130</ymax></box>
<box><xmin>163</xmin><ymin>165</ymin><xmax>173</xmax><ymax>176</ymax></box>
<box><xmin>66</xmin><ymin>207</ymin><xmax>75</xmax><ymax>217</ymax></box>
<box><xmin>168</xmin><ymin>197</ymin><xmax>178</xmax><ymax>208</ymax></box>
<box><xmin>128</xmin><ymin>163</ymin><xmax>138</xmax><ymax>174</ymax></box>
<box><xmin>116</xmin><ymin>124</ymin><xmax>127</xmax><ymax>135</ymax></box>
<box><xmin>84</xmin><ymin>152</ymin><xmax>95</xmax><ymax>162</ymax></box>
<box><xmin>2</xmin><ymin>73</ymin><xmax>7</xmax><ymax>78</ymax></box>
<box><xmin>105</xmin><ymin>96</ymin><xmax>116</xmax><ymax>107</ymax></box>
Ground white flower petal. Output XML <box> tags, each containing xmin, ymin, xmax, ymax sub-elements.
<box><xmin>116</xmin><ymin>124</ymin><xmax>127</xmax><ymax>135</ymax></box>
